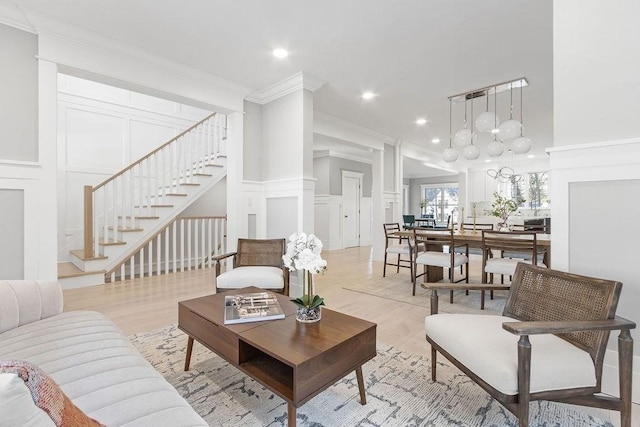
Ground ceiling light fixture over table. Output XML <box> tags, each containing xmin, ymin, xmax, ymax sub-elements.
<box><xmin>444</xmin><ymin>77</ymin><xmax>530</xmax><ymax>163</ymax></box>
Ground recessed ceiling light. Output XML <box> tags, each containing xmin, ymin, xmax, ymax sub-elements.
<box><xmin>527</xmin><ymin>154</ymin><xmax>535</xmax><ymax>158</ymax></box>
<box><xmin>416</xmin><ymin>118</ymin><xmax>427</xmax><ymax>125</ymax></box>
<box><xmin>431</xmin><ymin>138</ymin><xmax>440</xmax><ymax>144</ymax></box>
<box><xmin>491</xmin><ymin>128</ymin><xmax>500</xmax><ymax>134</ymax></box>
<box><xmin>362</xmin><ymin>91</ymin><xmax>375</xmax><ymax>100</ymax></box>
<box><xmin>273</xmin><ymin>48</ymin><xmax>288</xmax><ymax>59</ymax></box>
<box><xmin>485</xmin><ymin>159</ymin><xmax>492</xmax><ymax>163</ymax></box>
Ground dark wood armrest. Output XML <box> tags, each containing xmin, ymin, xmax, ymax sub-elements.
<box><xmin>503</xmin><ymin>316</ymin><xmax>636</xmax><ymax>335</ymax></box>
<box><xmin>210</xmin><ymin>251</ymin><xmax>236</xmax><ymax>262</ymax></box>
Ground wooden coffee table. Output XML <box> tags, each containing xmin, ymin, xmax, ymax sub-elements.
<box><xmin>178</xmin><ymin>287</ymin><xmax>377</xmax><ymax>426</ymax></box>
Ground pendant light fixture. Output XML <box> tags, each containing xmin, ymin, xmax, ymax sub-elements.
<box><xmin>511</xmin><ymin>83</ymin><xmax>532</xmax><ymax>154</ymax></box>
<box><xmin>497</xmin><ymin>83</ymin><xmax>522</xmax><ymax>142</ymax></box>
<box><xmin>453</xmin><ymin>99</ymin><xmax>472</xmax><ymax>148</ymax></box>
<box><xmin>462</xmin><ymin>97</ymin><xmax>480</xmax><ymax>160</ymax></box>
<box><xmin>486</xmin><ymin>87</ymin><xmax>504</xmax><ymax>157</ymax></box>
<box><xmin>442</xmin><ymin>98</ymin><xmax>459</xmax><ymax>162</ymax></box>
<box><xmin>475</xmin><ymin>86</ymin><xmax>499</xmax><ymax>133</ymax></box>
<box><xmin>442</xmin><ymin>77</ymin><xmax>530</xmax><ymax>163</ymax></box>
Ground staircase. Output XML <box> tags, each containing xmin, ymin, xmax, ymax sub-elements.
<box><xmin>60</xmin><ymin>113</ymin><xmax>227</xmax><ymax>288</ymax></box>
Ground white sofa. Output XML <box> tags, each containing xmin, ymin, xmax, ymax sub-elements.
<box><xmin>0</xmin><ymin>280</ymin><xmax>207</xmax><ymax>426</ymax></box>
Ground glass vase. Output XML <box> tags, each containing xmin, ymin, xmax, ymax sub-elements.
<box><xmin>296</xmin><ymin>269</ymin><xmax>322</xmax><ymax>323</ymax></box>
<box><xmin>295</xmin><ymin>305</ymin><xmax>322</xmax><ymax>323</ymax></box>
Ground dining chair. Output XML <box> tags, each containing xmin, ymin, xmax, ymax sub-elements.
<box><xmin>212</xmin><ymin>238</ymin><xmax>290</xmax><ymax>295</ymax></box>
<box><xmin>413</xmin><ymin>228</ymin><xmax>469</xmax><ymax>300</ymax></box>
<box><xmin>454</xmin><ymin>222</ymin><xmax>494</xmax><ymax>274</ymax></box>
<box><xmin>383</xmin><ymin>223</ymin><xmax>415</xmax><ymax>279</ymax></box>
<box><xmin>402</xmin><ymin>214</ymin><xmax>416</xmax><ymax>230</ymax></box>
<box><xmin>506</xmin><ymin>224</ymin><xmax>548</xmax><ymax>262</ymax></box>
<box><xmin>481</xmin><ymin>230</ymin><xmax>547</xmax><ymax>286</ymax></box>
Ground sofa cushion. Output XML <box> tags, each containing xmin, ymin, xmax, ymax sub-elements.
<box><xmin>416</xmin><ymin>251</ymin><xmax>468</xmax><ymax>268</ymax></box>
<box><xmin>217</xmin><ymin>265</ymin><xmax>284</xmax><ymax>289</ymax></box>
<box><xmin>484</xmin><ymin>258</ymin><xmax>546</xmax><ymax>276</ymax></box>
<box><xmin>424</xmin><ymin>314</ymin><xmax>597</xmax><ymax>395</ymax></box>
<box><xmin>0</xmin><ymin>310</ymin><xmax>207</xmax><ymax>427</ymax></box>
<box><xmin>0</xmin><ymin>281</ymin><xmax>63</xmax><ymax>333</ymax></box>
<box><xmin>0</xmin><ymin>359</ymin><xmax>103</xmax><ymax>426</ymax></box>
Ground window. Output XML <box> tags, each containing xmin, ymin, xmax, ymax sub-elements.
<box><xmin>420</xmin><ymin>184</ymin><xmax>458</xmax><ymax>223</ymax></box>
<box><xmin>500</xmin><ymin>171</ymin><xmax>549</xmax><ymax>212</ymax></box>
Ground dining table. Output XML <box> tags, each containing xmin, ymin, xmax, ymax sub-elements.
<box><xmin>395</xmin><ymin>228</ymin><xmax>552</xmax><ymax>282</ymax></box>
<box><xmin>412</xmin><ymin>217</ymin><xmax>437</xmax><ymax>228</ymax></box>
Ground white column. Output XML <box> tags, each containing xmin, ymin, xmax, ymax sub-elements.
<box><xmin>371</xmin><ymin>148</ymin><xmax>385</xmax><ymax>261</ymax></box>
<box><xmin>225</xmin><ymin>111</ymin><xmax>243</xmax><ymax>250</ymax></box>
<box><xmin>36</xmin><ymin>59</ymin><xmax>58</xmax><ymax>280</ymax></box>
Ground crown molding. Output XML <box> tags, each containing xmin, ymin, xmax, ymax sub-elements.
<box><xmin>546</xmin><ymin>136</ymin><xmax>640</xmax><ymax>153</ymax></box>
<box><xmin>315</xmin><ymin>111</ymin><xmax>396</xmax><ymax>145</ymax></box>
<box><xmin>0</xmin><ymin>1</ymin><xmax>36</xmax><ymax>33</ymax></box>
<box><xmin>313</xmin><ymin>149</ymin><xmax>372</xmax><ymax>165</ymax></box>
<box><xmin>246</xmin><ymin>71</ymin><xmax>326</xmax><ymax>105</ymax></box>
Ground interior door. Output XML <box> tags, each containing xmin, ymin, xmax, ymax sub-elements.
<box><xmin>342</xmin><ymin>175</ymin><xmax>360</xmax><ymax>248</ymax></box>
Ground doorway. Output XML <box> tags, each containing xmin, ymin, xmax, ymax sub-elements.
<box><xmin>342</xmin><ymin>171</ymin><xmax>363</xmax><ymax>248</ymax></box>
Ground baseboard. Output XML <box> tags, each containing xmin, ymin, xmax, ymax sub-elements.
<box><xmin>601</xmin><ymin>349</ymin><xmax>640</xmax><ymax>403</ymax></box>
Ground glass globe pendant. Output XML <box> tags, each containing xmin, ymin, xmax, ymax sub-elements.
<box><xmin>475</xmin><ymin>88</ymin><xmax>499</xmax><ymax>133</ymax></box>
<box><xmin>454</xmin><ymin>128</ymin><xmax>472</xmax><ymax>147</ymax></box>
<box><xmin>486</xmin><ymin>139</ymin><xmax>504</xmax><ymax>157</ymax></box>
<box><xmin>462</xmin><ymin>144</ymin><xmax>480</xmax><ymax>160</ymax></box>
<box><xmin>443</xmin><ymin>99</ymin><xmax>459</xmax><ymax>163</ymax></box>
<box><xmin>510</xmin><ymin>83</ymin><xmax>532</xmax><ymax>154</ymax></box>
<box><xmin>498</xmin><ymin>119</ymin><xmax>521</xmax><ymax>141</ymax></box>
<box><xmin>443</xmin><ymin>147</ymin><xmax>459</xmax><ymax>162</ymax></box>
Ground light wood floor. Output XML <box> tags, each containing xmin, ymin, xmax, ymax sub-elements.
<box><xmin>62</xmin><ymin>246</ymin><xmax>637</xmax><ymax>426</ymax></box>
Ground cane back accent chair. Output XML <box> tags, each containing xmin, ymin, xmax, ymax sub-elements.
<box><xmin>212</xmin><ymin>238</ymin><xmax>290</xmax><ymax>295</ymax></box>
<box><xmin>425</xmin><ymin>263</ymin><xmax>636</xmax><ymax>427</ymax></box>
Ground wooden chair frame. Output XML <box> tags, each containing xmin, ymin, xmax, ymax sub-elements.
<box><xmin>427</xmin><ymin>263</ymin><xmax>636</xmax><ymax>427</ymax></box>
<box><xmin>383</xmin><ymin>223</ymin><xmax>416</xmax><ymax>280</ymax></box>
<box><xmin>412</xmin><ymin>228</ymin><xmax>469</xmax><ymax>300</ymax></box>
<box><xmin>481</xmin><ymin>230</ymin><xmax>539</xmax><ymax>285</ymax></box>
<box><xmin>211</xmin><ymin>238</ymin><xmax>290</xmax><ymax>295</ymax></box>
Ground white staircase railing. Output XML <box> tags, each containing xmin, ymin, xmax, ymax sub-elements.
<box><xmin>105</xmin><ymin>216</ymin><xmax>227</xmax><ymax>282</ymax></box>
<box><xmin>83</xmin><ymin>113</ymin><xmax>226</xmax><ymax>259</ymax></box>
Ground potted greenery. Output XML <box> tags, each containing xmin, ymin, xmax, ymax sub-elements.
<box><xmin>419</xmin><ymin>199</ymin><xmax>427</xmax><ymax>216</ymax></box>
<box><xmin>490</xmin><ymin>192</ymin><xmax>522</xmax><ymax>231</ymax></box>
<box><xmin>282</xmin><ymin>232</ymin><xmax>327</xmax><ymax>323</ymax></box>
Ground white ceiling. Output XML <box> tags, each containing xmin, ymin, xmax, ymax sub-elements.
<box><xmin>9</xmin><ymin>0</ymin><xmax>554</xmax><ymax>178</ymax></box>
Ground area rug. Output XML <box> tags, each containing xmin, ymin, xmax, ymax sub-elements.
<box><xmin>129</xmin><ymin>324</ymin><xmax>612</xmax><ymax>427</ymax></box>
<box><xmin>341</xmin><ymin>267</ymin><xmax>508</xmax><ymax>315</ymax></box>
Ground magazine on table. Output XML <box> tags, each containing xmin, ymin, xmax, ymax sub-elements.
<box><xmin>223</xmin><ymin>292</ymin><xmax>285</xmax><ymax>324</ymax></box>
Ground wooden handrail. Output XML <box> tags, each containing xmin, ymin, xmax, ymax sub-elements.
<box><xmin>93</xmin><ymin>112</ymin><xmax>217</xmax><ymax>192</ymax></box>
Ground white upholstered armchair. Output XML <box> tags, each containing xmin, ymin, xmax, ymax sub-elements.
<box><xmin>212</xmin><ymin>238</ymin><xmax>290</xmax><ymax>295</ymax></box>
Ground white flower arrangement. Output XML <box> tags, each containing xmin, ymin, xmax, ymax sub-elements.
<box><xmin>282</xmin><ymin>232</ymin><xmax>327</xmax><ymax>309</ymax></box>
<box><xmin>282</xmin><ymin>232</ymin><xmax>327</xmax><ymax>274</ymax></box>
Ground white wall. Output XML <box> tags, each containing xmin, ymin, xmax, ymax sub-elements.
<box><xmin>243</xmin><ymin>100</ymin><xmax>263</xmax><ymax>182</ymax></box>
<box><xmin>552</xmin><ymin>0</ymin><xmax>640</xmax><ymax>400</ymax></box>
<box><xmin>554</xmin><ymin>0</ymin><xmax>640</xmax><ymax>146</ymax></box>
<box><xmin>262</xmin><ymin>91</ymin><xmax>305</xmax><ymax>181</ymax></box>
<box><xmin>0</xmin><ymin>189</ymin><xmax>24</xmax><ymax>279</ymax></box>
<box><xmin>0</xmin><ymin>23</ymin><xmax>38</xmax><ymax>162</ymax></box>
